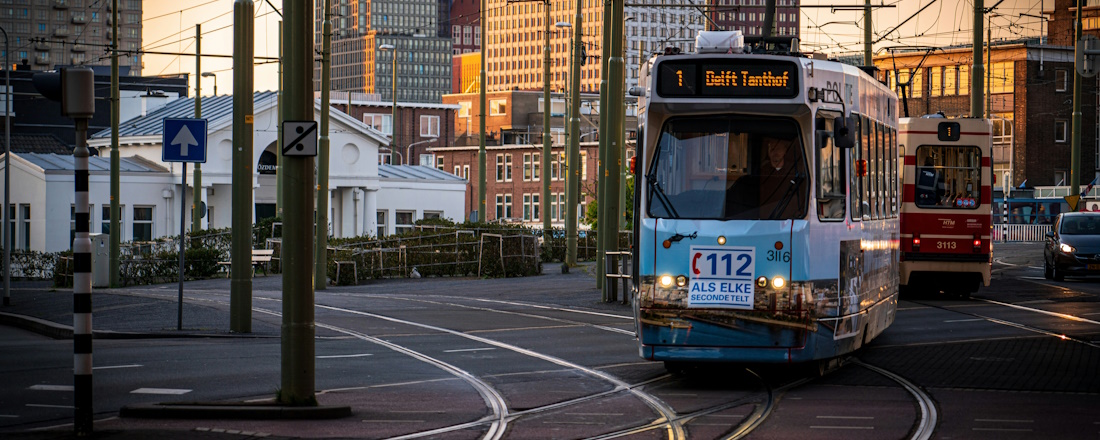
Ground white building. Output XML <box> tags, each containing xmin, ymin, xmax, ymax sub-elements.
<box><xmin>0</xmin><ymin>92</ymin><xmax>466</xmax><ymax>253</ymax></box>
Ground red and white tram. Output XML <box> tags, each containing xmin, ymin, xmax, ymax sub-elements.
<box><xmin>899</xmin><ymin>116</ymin><xmax>993</xmax><ymax>297</ymax></box>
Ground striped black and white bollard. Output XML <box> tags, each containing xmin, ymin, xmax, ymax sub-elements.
<box><xmin>33</xmin><ymin>64</ymin><xmax>96</xmax><ymax>436</ymax></box>
<box><xmin>72</xmin><ymin>118</ymin><xmax>93</xmax><ymax>435</ymax></box>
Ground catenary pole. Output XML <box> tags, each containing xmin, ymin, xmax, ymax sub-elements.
<box><xmin>606</xmin><ymin>0</ymin><xmax>624</xmax><ymax>302</ymax></box>
<box><xmin>109</xmin><ymin>0</ymin><xmax>120</xmax><ymax>286</ymax></box>
<box><xmin>566</xmin><ymin>0</ymin><xmax>582</xmax><ymax>267</ymax></box>
<box><xmin>478</xmin><ymin>0</ymin><xmax>487</xmax><ymax>221</ymax></box>
<box><xmin>281</xmin><ymin>0</ymin><xmax>317</xmax><ymax>404</ymax></box>
<box><xmin>317</xmin><ymin>0</ymin><xmax>331</xmax><ymax>290</ymax></box>
<box><xmin>971</xmin><ymin>0</ymin><xmax>984</xmax><ymax>118</ymax></box>
<box><xmin>596</xmin><ymin>0</ymin><xmax>611</xmax><ymax>290</ymax></box>
<box><xmin>231</xmin><ymin>0</ymin><xmax>254</xmax><ymax>333</ymax></box>
<box><xmin>1071</xmin><ymin>0</ymin><xmax>1084</xmax><ymax>200</ymax></box>
<box><xmin>542</xmin><ymin>0</ymin><xmax>552</xmax><ymax>234</ymax></box>
<box><xmin>193</xmin><ymin>25</ymin><xmax>202</xmax><ymax>233</ymax></box>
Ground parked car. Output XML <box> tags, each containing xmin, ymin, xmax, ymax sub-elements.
<box><xmin>1044</xmin><ymin>212</ymin><xmax>1100</xmax><ymax>281</ymax></box>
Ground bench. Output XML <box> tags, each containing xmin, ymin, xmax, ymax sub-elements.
<box><xmin>217</xmin><ymin>249</ymin><xmax>276</xmax><ymax>277</ymax></box>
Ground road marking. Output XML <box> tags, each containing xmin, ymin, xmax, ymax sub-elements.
<box><xmin>28</xmin><ymin>385</ymin><xmax>73</xmax><ymax>391</ymax></box>
<box><xmin>317</xmin><ymin>353</ymin><xmax>373</xmax><ymax>359</ymax></box>
<box><xmin>543</xmin><ymin>421</ymin><xmax>604</xmax><ymax>425</ymax></box>
<box><xmin>1020</xmin><ymin>276</ymin><xmax>1045</xmax><ymax>280</ymax></box>
<box><xmin>810</xmin><ymin>426</ymin><xmax>874</xmax><ymax>429</ymax></box>
<box><xmin>130</xmin><ymin>388</ymin><xmax>191</xmax><ymax>395</ymax></box>
<box><xmin>26</xmin><ymin>404</ymin><xmax>75</xmax><ymax>409</ymax></box>
<box><xmin>362</xmin><ymin>420</ymin><xmax>424</xmax><ymax>423</ymax></box>
<box><xmin>658</xmin><ymin>393</ymin><xmax>698</xmax><ymax>397</ymax></box>
<box><xmin>565</xmin><ymin>413</ymin><xmax>625</xmax><ymax>416</ymax></box>
<box><xmin>972</xmin><ymin>428</ymin><xmax>1033</xmax><ymax>432</ymax></box>
<box><xmin>442</xmin><ymin>348</ymin><xmax>496</xmax><ymax>353</ymax></box>
<box><xmin>93</xmin><ymin>364</ymin><xmax>143</xmax><ymax>370</ymax></box>
<box><xmin>817</xmin><ymin>416</ymin><xmax>875</xmax><ymax>419</ymax></box>
<box><xmin>975</xmin><ymin>419</ymin><xmax>1034</xmax><ymax>423</ymax></box>
<box><xmin>0</xmin><ymin>415</ymin><xmax>19</xmax><ymax>418</ymax></box>
<box><xmin>944</xmin><ymin>318</ymin><xmax>984</xmax><ymax>323</ymax></box>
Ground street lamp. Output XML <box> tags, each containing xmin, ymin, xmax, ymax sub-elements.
<box><xmin>201</xmin><ymin>72</ymin><xmax>217</xmax><ymax>95</ymax></box>
<box><xmin>378</xmin><ymin>43</ymin><xmax>398</xmax><ymax>163</ymax></box>
<box><xmin>406</xmin><ymin>139</ymin><xmax>436</xmax><ymax>166</ymax></box>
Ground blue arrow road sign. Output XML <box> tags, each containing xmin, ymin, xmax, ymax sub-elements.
<box><xmin>162</xmin><ymin>118</ymin><xmax>208</xmax><ymax>163</ymax></box>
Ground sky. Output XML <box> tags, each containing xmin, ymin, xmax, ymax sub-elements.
<box><xmin>143</xmin><ymin>0</ymin><xmax>1050</xmax><ymax>95</ymax></box>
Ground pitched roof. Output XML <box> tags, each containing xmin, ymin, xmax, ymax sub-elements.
<box><xmin>89</xmin><ymin>92</ymin><xmax>390</xmax><ymax>146</ymax></box>
<box><xmin>16</xmin><ymin>153</ymin><xmax>167</xmax><ymax>173</ymax></box>
<box><xmin>10</xmin><ymin>133</ymin><xmax>73</xmax><ymax>154</ymax></box>
<box><xmin>378</xmin><ymin>164</ymin><xmax>466</xmax><ymax>182</ymax></box>
<box><xmin>91</xmin><ymin>92</ymin><xmax>272</xmax><ymax>139</ymax></box>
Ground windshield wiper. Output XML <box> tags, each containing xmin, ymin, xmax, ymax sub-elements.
<box><xmin>646</xmin><ymin>174</ymin><xmax>680</xmax><ymax>219</ymax></box>
<box><xmin>769</xmin><ymin>172</ymin><xmax>806</xmax><ymax>219</ymax></box>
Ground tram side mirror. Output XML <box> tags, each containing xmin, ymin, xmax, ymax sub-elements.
<box><xmin>833</xmin><ymin>116</ymin><xmax>856</xmax><ymax>149</ymax></box>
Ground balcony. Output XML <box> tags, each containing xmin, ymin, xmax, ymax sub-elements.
<box><xmin>34</xmin><ymin>56</ymin><xmax>50</xmax><ymax>65</ymax></box>
<box><xmin>53</xmin><ymin>0</ymin><xmax>68</xmax><ymax>9</ymax></box>
<box><xmin>70</xmin><ymin>44</ymin><xmax>85</xmax><ymax>52</ymax></box>
<box><xmin>34</xmin><ymin>41</ymin><xmax>50</xmax><ymax>51</ymax></box>
<box><xmin>53</xmin><ymin>28</ymin><xmax>69</xmax><ymax>38</ymax></box>
<box><xmin>72</xmin><ymin>15</ymin><xmax>87</xmax><ymax>24</ymax></box>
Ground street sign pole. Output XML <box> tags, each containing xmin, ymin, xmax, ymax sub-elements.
<box><xmin>161</xmin><ymin>118</ymin><xmax>207</xmax><ymax>331</ymax></box>
<box><xmin>178</xmin><ymin>163</ymin><xmax>186</xmax><ymax>330</ymax></box>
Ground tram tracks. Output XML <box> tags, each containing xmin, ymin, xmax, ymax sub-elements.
<box><xmin>111</xmin><ymin>287</ymin><xmax>941</xmax><ymax>439</ymax></box>
<box><xmin>909</xmin><ymin>296</ymin><xmax>1100</xmax><ymax>349</ymax></box>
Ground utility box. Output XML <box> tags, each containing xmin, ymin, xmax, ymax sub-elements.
<box><xmin>91</xmin><ymin>234</ymin><xmax>110</xmax><ymax>288</ymax></box>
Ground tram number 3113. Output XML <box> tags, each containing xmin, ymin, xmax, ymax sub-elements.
<box><xmin>937</xmin><ymin>241</ymin><xmax>956</xmax><ymax>250</ymax></box>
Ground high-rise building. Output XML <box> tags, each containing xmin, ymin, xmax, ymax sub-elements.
<box><xmin>315</xmin><ymin>0</ymin><xmax>453</xmax><ymax>103</ymax></box>
<box><xmin>478</xmin><ymin>0</ymin><xmax>727</xmax><ymax>95</ymax></box>
<box><xmin>1</xmin><ymin>0</ymin><xmax>143</xmax><ymax>75</ymax></box>
<box><xmin>707</xmin><ymin>0</ymin><xmax>800</xmax><ymax>41</ymax></box>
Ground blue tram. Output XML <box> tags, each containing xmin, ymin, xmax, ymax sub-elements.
<box><xmin>631</xmin><ymin>31</ymin><xmax>900</xmax><ymax>365</ymax></box>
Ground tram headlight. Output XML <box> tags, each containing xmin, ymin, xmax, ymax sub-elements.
<box><xmin>717</xmin><ymin>235</ymin><xmax>727</xmax><ymax>245</ymax></box>
<box><xmin>1060</xmin><ymin>243</ymin><xmax>1076</xmax><ymax>253</ymax></box>
<box><xmin>756</xmin><ymin>276</ymin><xmax>768</xmax><ymax>288</ymax></box>
<box><xmin>675</xmin><ymin>275</ymin><xmax>688</xmax><ymax>287</ymax></box>
<box><xmin>659</xmin><ymin>275</ymin><xmax>674</xmax><ymax>288</ymax></box>
<box><xmin>772</xmin><ymin>276</ymin><xmax>786</xmax><ymax>289</ymax></box>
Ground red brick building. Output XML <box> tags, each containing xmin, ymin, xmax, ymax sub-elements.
<box><xmin>328</xmin><ymin>92</ymin><xmax>458</xmax><ymax>166</ymax></box>
<box><xmin>435</xmin><ymin>90</ymin><xmax>636</xmax><ymax>225</ymax></box>
<box><xmin>874</xmin><ymin>42</ymin><xmax>1095</xmax><ymax>189</ymax></box>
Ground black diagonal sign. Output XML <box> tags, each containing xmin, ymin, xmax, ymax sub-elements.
<box><xmin>282</xmin><ymin>121</ymin><xmax>318</xmax><ymax>156</ymax></box>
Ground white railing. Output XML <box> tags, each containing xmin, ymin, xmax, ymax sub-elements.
<box><xmin>994</xmin><ymin>224</ymin><xmax>1051</xmax><ymax>242</ymax></box>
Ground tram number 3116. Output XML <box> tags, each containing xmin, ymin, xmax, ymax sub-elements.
<box><xmin>766</xmin><ymin>250</ymin><xmax>791</xmax><ymax>262</ymax></box>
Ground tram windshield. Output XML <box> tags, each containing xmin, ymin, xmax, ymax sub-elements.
<box><xmin>646</xmin><ymin>116</ymin><xmax>807</xmax><ymax>220</ymax></box>
<box><xmin>914</xmin><ymin>145</ymin><xmax>982</xmax><ymax>209</ymax></box>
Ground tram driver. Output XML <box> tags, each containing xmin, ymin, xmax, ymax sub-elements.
<box><xmin>759</xmin><ymin>136</ymin><xmax>804</xmax><ymax>218</ymax></box>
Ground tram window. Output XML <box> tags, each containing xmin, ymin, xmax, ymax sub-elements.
<box><xmin>815</xmin><ymin>112</ymin><xmax>846</xmax><ymax>220</ymax></box>
<box><xmin>646</xmin><ymin>115</ymin><xmax>807</xmax><ymax>220</ymax></box>
<box><xmin>849</xmin><ymin>116</ymin><xmax>864</xmax><ymax>221</ymax></box>
<box><xmin>877</xmin><ymin>122</ymin><xmax>886</xmax><ymax>219</ymax></box>
<box><xmin>889</xmin><ymin>128</ymin><xmax>898</xmax><ymax>217</ymax></box>
<box><xmin>861</xmin><ymin>116</ymin><xmax>872</xmax><ymax>220</ymax></box>
<box><xmin>915</xmin><ymin>145</ymin><xmax>982</xmax><ymax>209</ymax></box>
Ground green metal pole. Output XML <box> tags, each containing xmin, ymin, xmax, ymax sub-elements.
<box><xmin>1071</xmin><ymin>0</ymin><xmax>1084</xmax><ymax>200</ymax></box>
<box><xmin>281</xmin><ymin>0</ymin><xmax>316</xmax><ymax>404</ymax></box>
<box><xmin>231</xmin><ymin>0</ymin><xmax>254</xmax><ymax>333</ymax></box>
<box><xmin>542</xmin><ymin>1</ymin><xmax>551</xmax><ymax>233</ymax></box>
<box><xmin>193</xmin><ymin>24</ymin><xmax>202</xmax><ymax>233</ymax></box>
<box><xmin>109</xmin><ymin>0</ymin><xmax>120</xmax><ymax>287</ymax></box>
<box><xmin>391</xmin><ymin>42</ymin><xmax>398</xmax><ymax>164</ymax></box>
<box><xmin>566</xmin><ymin>0</ymin><xmax>582</xmax><ymax>267</ymax></box>
<box><xmin>316</xmin><ymin>1</ymin><xmax>331</xmax><ymax>290</ymax></box>
<box><xmin>864</xmin><ymin>0</ymin><xmax>872</xmax><ymax>66</ymax></box>
<box><xmin>479</xmin><ymin>0</ymin><xmax>487</xmax><ymax>221</ymax></box>
<box><xmin>605</xmin><ymin>0</ymin><xmax>624</xmax><ymax>302</ymax></box>
<box><xmin>971</xmin><ymin>0</ymin><xmax>984</xmax><ymax>118</ymax></box>
<box><xmin>596</xmin><ymin>0</ymin><xmax>612</xmax><ymax>290</ymax></box>
<box><xmin>277</xmin><ymin>23</ymin><xmax>284</xmax><ymax>218</ymax></box>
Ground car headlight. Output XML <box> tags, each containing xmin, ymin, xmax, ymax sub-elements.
<box><xmin>1060</xmin><ymin>243</ymin><xmax>1076</xmax><ymax>253</ymax></box>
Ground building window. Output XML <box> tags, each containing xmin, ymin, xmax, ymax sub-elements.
<box><xmin>551</xmin><ymin>152</ymin><xmax>564</xmax><ymax>181</ymax></box>
<box><xmin>490</xmin><ymin>99</ymin><xmax>507</xmax><ymax>115</ymax></box>
<box><xmin>436</xmin><ymin>156</ymin><xmax>445</xmax><ymax>171</ymax></box>
<box><xmin>531</xmin><ymin>194</ymin><xmax>539</xmax><ymax>221</ymax></box>
<box><xmin>579</xmin><ymin>151</ymin><xmax>588</xmax><ymax>180</ymax></box>
<box><xmin>1055</xmin><ymin>120</ymin><xmax>1068</xmax><ymax>143</ymax></box>
<box><xmin>19</xmin><ymin>204</ymin><xmax>29</xmax><ymax>250</ymax></box>
<box><xmin>523</xmin><ymin>153</ymin><xmax>533</xmax><ymax>181</ymax></box>
<box><xmin>504</xmin><ymin>194</ymin><xmax>513</xmax><ymax>219</ymax></box>
<box><xmin>458</xmin><ymin>101</ymin><xmax>471</xmax><ymax>118</ymax></box>
<box><xmin>523</xmin><ymin>194</ymin><xmax>532</xmax><ymax>220</ymax></box>
<box><xmin>533</xmin><ymin>153</ymin><xmax>540</xmax><ymax>180</ymax></box>
<box><xmin>1056</xmin><ymin>69</ymin><xmax>1068</xmax><ymax>92</ymax></box>
<box><xmin>101</xmin><ymin>205</ymin><xmax>124</xmax><ymax>237</ymax></box>
<box><xmin>376</xmin><ymin>211</ymin><xmax>387</xmax><ymax>237</ymax></box>
<box><xmin>505</xmin><ymin>154</ymin><xmax>513</xmax><ymax>181</ymax></box>
<box><xmin>495</xmin><ymin>194</ymin><xmax>505</xmax><ymax>219</ymax></box>
<box><xmin>133</xmin><ymin>206</ymin><xmax>153</xmax><ymax>242</ymax></box>
<box><xmin>496</xmin><ymin>154</ymin><xmax>505</xmax><ymax>181</ymax></box>
<box><xmin>363</xmin><ymin>113</ymin><xmax>393</xmax><ymax>135</ymax></box>
<box><xmin>395</xmin><ymin>211</ymin><xmax>414</xmax><ymax>234</ymax></box>
<box><xmin>424</xmin><ymin>211</ymin><xmax>442</xmax><ymax>220</ymax></box>
<box><xmin>420</xmin><ymin>115</ymin><xmax>440</xmax><ymax>137</ymax></box>
<box><xmin>463</xmin><ymin>165</ymin><xmax>470</xmax><ymax>180</ymax></box>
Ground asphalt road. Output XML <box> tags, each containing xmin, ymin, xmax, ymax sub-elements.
<box><xmin>1</xmin><ymin>242</ymin><xmax>1098</xmax><ymax>439</ymax></box>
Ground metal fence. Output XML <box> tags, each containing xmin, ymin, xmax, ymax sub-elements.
<box><xmin>994</xmin><ymin>224</ymin><xmax>1051</xmax><ymax>242</ymax></box>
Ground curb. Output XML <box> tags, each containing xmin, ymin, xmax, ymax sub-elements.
<box><xmin>0</xmin><ymin>312</ymin><xmax>278</xmax><ymax>340</ymax></box>
<box><xmin>120</xmin><ymin>403</ymin><xmax>353</xmax><ymax>420</ymax></box>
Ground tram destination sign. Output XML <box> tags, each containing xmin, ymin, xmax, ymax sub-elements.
<box><xmin>657</xmin><ymin>59</ymin><xmax>799</xmax><ymax>99</ymax></box>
